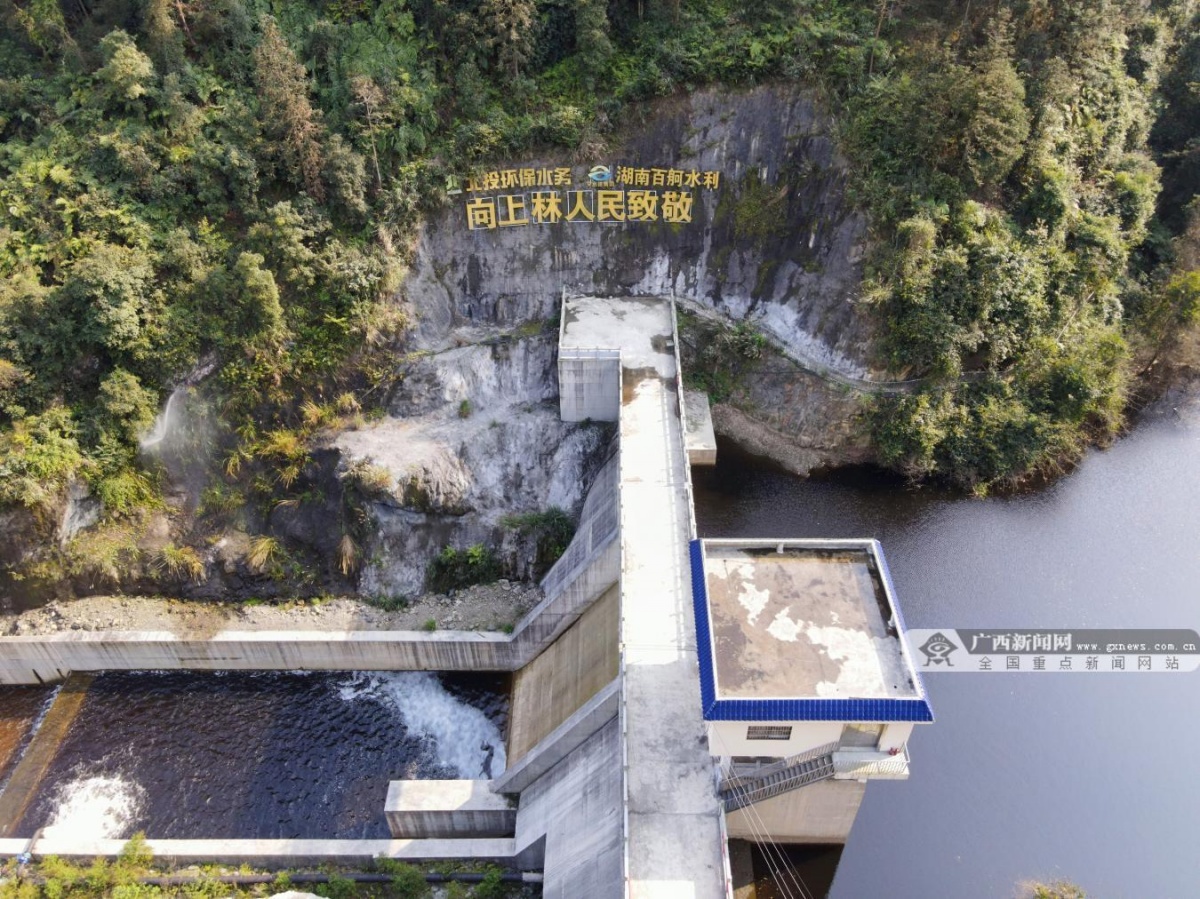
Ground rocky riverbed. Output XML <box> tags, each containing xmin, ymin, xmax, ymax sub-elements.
<box><xmin>1</xmin><ymin>580</ymin><xmax>540</xmax><ymax>637</ymax></box>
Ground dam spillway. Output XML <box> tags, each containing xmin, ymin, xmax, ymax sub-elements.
<box><xmin>566</xmin><ymin>296</ymin><xmax>726</xmax><ymax>896</ymax></box>
<box><xmin>0</xmin><ymin>293</ymin><xmax>930</xmax><ymax>897</ymax></box>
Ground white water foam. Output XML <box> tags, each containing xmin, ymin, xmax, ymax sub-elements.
<box><xmin>139</xmin><ymin>387</ymin><xmax>184</xmax><ymax>449</ymax></box>
<box><xmin>41</xmin><ymin>775</ymin><xmax>146</xmax><ymax>840</ymax></box>
<box><xmin>339</xmin><ymin>672</ymin><xmax>506</xmax><ymax>778</ymax></box>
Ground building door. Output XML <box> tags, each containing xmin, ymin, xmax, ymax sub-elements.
<box><xmin>840</xmin><ymin>723</ymin><xmax>883</xmax><ymax>748</ymax></box>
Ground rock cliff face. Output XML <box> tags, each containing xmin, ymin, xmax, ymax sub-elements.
<box><xmin>395</xmin><ymin>83</ymin><xmax>879</xmax><ymax>479</ymax></box>
<box><xmin>404</xmin><ymin>85</ymin><xmax>877</xmax><ymax>378</ymax></box>
<box><xmin>336</xmin><ymin>335</ymin><xmax>611</xmax><ymax>596</ymax></box>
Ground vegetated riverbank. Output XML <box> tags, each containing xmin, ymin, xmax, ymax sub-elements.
<box><xmin>0</xmin><ymin>835</ymin><xmax>537</xmax><ymax>898</ymax></box>
<box><xmin>0</xmin><ymin>78</ymin><xmax>878</xmax><ymax>608</ymax></box>
<box><xmin>0</xmin><ymin>580</ymin><xmax>539</xmax><ymax>638</ymax></box>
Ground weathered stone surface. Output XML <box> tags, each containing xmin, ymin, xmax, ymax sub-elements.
<box><xmin>337</xmin><ymin>336</ymin><xmax>611</xmax><ymax>596</ymax></box>
<box><xmin>399</xmin><ymin>85</ymin><xmax>877</xmax><ymax>378</ymax></box>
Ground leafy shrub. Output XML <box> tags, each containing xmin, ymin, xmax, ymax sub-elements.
<box><xmin>0</xmin><ymin>407</ymin><xmax>85</xmax><ymax>512</ymax></box>
<box><xmin>426</xmin><ymin>543</ymin><xmax>502</xmax><ymax>593</ymax></box>
<box><xmin>501</xmin><ymin>507</ymin><xmax>575</xmax><ymax>574</ymax></box>
<box><xmin>378</xmin><ymin>860</ymin><xmax>429</xmax><ymax>897</ymax></box>
<box><xmin>472</xmin><ymin>866</ymin><xmax>507</xmax><ymax>898</ymax></box>
<box><xmin>365</xmin><ymin>593</ymin><xmax>409</xmax><ymax>613</ymax></box>
<box><xmin>312</xmin><ymin>874</ymin><xmax>356</xmax><ymax>899</ymax></box>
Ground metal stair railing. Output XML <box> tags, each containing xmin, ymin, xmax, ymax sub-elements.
<box><xmin>720</xmin><ymin>749</ymin><xmax>837</xmax><ymax>813</ymax></box>
<box><xmin>719</xmin><ymin>741</ymin><xmax>839</xmax><ymax>793</ymax></box>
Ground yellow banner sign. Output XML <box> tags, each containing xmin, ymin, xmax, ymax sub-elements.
<box><xmin>457</xmin><ymin>163</ymin><xmax>718</xmax><ymax>230</ymax></box>
<box><xmin>462</xmin><ymin>165</ymin><xmax>720</xmax><ymax>193</ymax></box>
<box><xmin>466</xmin><ymin>188</ymin><xmax>695</xmax><ymax>229</ymax></box>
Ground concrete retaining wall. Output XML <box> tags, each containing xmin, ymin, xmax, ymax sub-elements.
<box><xmin>495</xmin><ymin>678</ymin><xmax>619</xmax><ymax>796</ymax></box>
<box><xmin>508</xmin><ymin>587</ymin><xmax>619</xmax><ymax>765</ymax></box>
<box><xmin>386</xmin><ymin>780</ymin><xmax>516</xmax><ymax>839</ymax></box>
<box><xmin>0</xmin><ymin>631</ymin><xmax>514</xmax><ymax>685</ymax></box>
<box><xmin>513</xmin><ymin>717</ymin><xmax>624</xmax><ymax>899</ymax></box>
<box><xmin>724</xmin><ymin>778</ymin><xmax>866</xmax><ymax>843</ymax></box>
<box><xmin>558</xmin><ymin>350</ymin><xmax>620</xmax><ymax>423</ymax></box>
<box><xmin>508</xmin><ymin>451</ymin><xmax>619</xmax><ymax>661</ymax></box>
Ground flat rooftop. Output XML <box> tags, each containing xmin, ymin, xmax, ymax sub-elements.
<box><xmin>560</xmin><ymin>295</ymin><xmax>674</xmax><ymax>376</ymax></box>
<box><xmin>697</xmin><ymin>541</ymin><xmax>927</xmax><ymax>714</ymax></box>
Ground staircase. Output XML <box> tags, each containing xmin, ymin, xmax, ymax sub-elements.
<box><xmin>719</xmin><ymin>745</ymin><xmax>837</xmax><ymax>813</ymax></box>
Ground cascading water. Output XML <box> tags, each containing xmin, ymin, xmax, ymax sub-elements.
<box><xmin>339</xmin><ymin>672</ymin><xmax>507</xmax><ymax>779</ymax></box>
<box><xmin>138</xmin><ymin>387</ymin><xmax>184</xmax><ymax>450</ymax></box>
<box><xmin>40</xmin><ymin>775</ymin><xmax>145</xmax><ymax>840</ymax></box>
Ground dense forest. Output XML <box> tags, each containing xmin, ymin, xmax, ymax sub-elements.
<box><xmin>0</xmin><ymin>0</ymin><xmax>1198</xmax><ymax>582</ymax></box>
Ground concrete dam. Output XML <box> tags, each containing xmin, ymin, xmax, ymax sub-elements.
<box><xmin>0</xmin><ymin>294</ymin><xmax>932</xmax><ymax>898</ymax></box>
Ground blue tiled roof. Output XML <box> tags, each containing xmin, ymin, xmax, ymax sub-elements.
<box><xmin>689</xmin><ymin>539</ymin><xmax>934</xmax><ymax>724</ymax></box>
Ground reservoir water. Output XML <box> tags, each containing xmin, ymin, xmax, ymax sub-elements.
<box><xmin>692</xmin><ymin>390</ymin><xmax>1200</xmax><ymax>899</ymax></box>
<box><xmin>11</xmin><ymin>671</ymin><xmax>508</xmax><ymax>840</ymax></box>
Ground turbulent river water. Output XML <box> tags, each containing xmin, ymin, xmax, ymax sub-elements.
<box><xmin>12</xmin><ymin>670</ymin><xmax>508</xmax><ymax>840</ymax></box>
<box><xmin>693</xmin><ymin>389</ymin><xmax>1200</xmax><ymax>899</ymax></box>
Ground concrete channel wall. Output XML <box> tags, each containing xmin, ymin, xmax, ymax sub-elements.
<box><xmin>0</xmin><ymin>837</ymin><xmax>533</xmax><ymax>868</ymax></box>
<box><xmin>0</xmin><ymin>631</ymin><xmax>516</xmax><ymax>685</ymax></box>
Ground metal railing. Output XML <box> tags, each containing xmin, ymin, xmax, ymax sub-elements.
<box><xmin>832</xmin><ymin>746</ymin><xmax>911</xmax><ymax>780</ymax></box>
<box><xmin>558</xmin><ymin>346</ymin><xmax>621</xmax><ymax>360</ymax></box>
<box><xmin>719</xmin><ymin>741</ymin><xmax>840</xmax><ymax>792</ymax></box>
<box><xmin>720</xmin><ymin>751</ymin><xmax>837</xmax><ymax>813</ymax></box>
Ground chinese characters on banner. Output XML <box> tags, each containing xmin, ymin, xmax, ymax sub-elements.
<box><xmin>461</xmin><ymin>165</ymin><xmax>720</xmax><ymax>230</ymax></box>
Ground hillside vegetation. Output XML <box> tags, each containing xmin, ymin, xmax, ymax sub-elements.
<box><xmin>0</xmin><ymin>0</ymin><xmax>1198</xmax><ymax>552</ymax></box>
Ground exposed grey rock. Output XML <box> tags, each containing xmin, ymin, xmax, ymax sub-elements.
<box><xmin>399</xmin><ymin>85</ymin><xmax>878</xmax><ymax>378</ymax></box>
<box><xmin>59</xmin><ymin>480</ymin><xmax>101</xmax><ymax>545</ymax></box>
<box><xmin>337</xmin><ymin>336</ymin><xmax>609</xmax><ymax>596</ymax></box>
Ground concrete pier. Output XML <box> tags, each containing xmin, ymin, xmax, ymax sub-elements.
<box><xmin>385</xmin><ymin>780</ymin><xmax>516</xmax><ymax>839</ymax></box>
<box><xmin>561</xmin><ymin>296</ymin><xmax>726</xmax><ymax>898</ymax></box>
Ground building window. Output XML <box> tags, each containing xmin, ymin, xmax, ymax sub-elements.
<box><xmin>746</xmin><ymin>725</ymin><xmax>792</xmax><ymax>741</ymax></box>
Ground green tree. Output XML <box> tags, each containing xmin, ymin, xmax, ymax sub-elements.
<box><xmin>229</xmin><ymin>251</ymin><xmax>284</xmax><ymax>341</ymax></box>
<box><xmin>97</xmin><ymin>368</ymin><xmax>158</xmax><ymax>444</ymax></box>
<box><xmin>350</xmin><ymin>75</ymin><xmax>387</xmax><ymax>191</ymax></box>
<box><xmin>482</xmin><ymin>0</ymin><xmax>535</xmax><ymax>81</ymax></box>
<box><xmin>96</xmin><ymin>30</ymin><xmax>157</xmax><ymax>111</ymax></box>
<box><xmin>961</xmin><ymin>14</ymin><xmax>1030</xmax><ymax>190</ymax></box>
<box><xmin>61</xmin><ymin>243</ymin><xmax>157</xmax><ymax>359</ymax></box>
<box><xmin>1023</xmin><ymin>881</ymin><xmax>1086</xmax><ymax>899</ymax></box>
<box><xmin>253</xmin><ymin>16</ymin><xmax>326</xmax><ymax>201</ymax></box>
<box><xmin>141</xmin><ymin>0</ymin><xmax>186</xmax><ymax>71</ymax></box>
<box><xmin>576</xmin><ymin>0</ymin><xmax>612</xmax><ymax>90</ymax></box>
<box><xmin>10</xmin><ymin>0</ymin><xmax>72</xmax><ymax>58</ymax></box>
